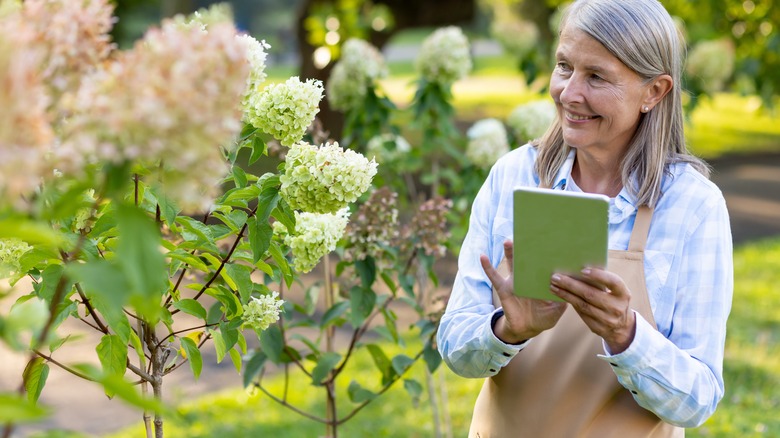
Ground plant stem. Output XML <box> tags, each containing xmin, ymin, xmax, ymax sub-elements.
<box><xmin>137</xmin><ymin>320</ymin><xmax>153</xmax><ymax>438</ymax></box>
<box><xmin>323</xmin><ymin>254</ymin><xmax>336</xmax><ymax>437</ymax></box>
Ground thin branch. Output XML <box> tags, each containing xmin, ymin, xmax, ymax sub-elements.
<box><xmin>185</xmin><ymin>205</ymin><xmax>257</xmax><ymax>306</ymax></box>
<box><xmin>77</xmin><ymin>317</ymin><xmax>102</xmax><ymax>332</ymax></box>
<box><xmin>162</xmin><ymin>331</ymin><xmax>213</xmax><ymax>376</ymax></box>
<box><xmin>74</xmin><ymin>283</ymin><xmax>109</xmax><ymax>334</ymax></box>
<box><xmin>152</xmin><ymin>322</ymin><xmax>218</xmax><ymax>351</ymax></box>
<box><xmin>253</xmin><ymin>379</ymin><xmax>328</xmax><ymax>424</ymax></box>
<box><xmin>27</xmin><ymin>273</ymin><xmax>39</xmax><ymax>285</ymax></box>
<box><xmin>336</xmin><ymin>347</ymin><xmax>426</xmax><ymax>425</ymax></box>
<box><xmin>126</xmin><ymin>359</ymin><xmax>154</xmax><ymax>382</ymax></box>
<box><xmin>33</xmin><ymin>350</ymin><xmax>96</xmax><ymax>382</ymax></box>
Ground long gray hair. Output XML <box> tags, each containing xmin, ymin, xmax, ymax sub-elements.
<box><xmin>534</xmin><ymin>0</ymin><xmax>709</xmax><ymax>207</ymax></box>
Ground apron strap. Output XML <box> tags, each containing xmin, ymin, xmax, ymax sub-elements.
<box><xmin>628</xmin><ymin>206</ymin><xmax>653</xmax><ymax>252</ymax></box>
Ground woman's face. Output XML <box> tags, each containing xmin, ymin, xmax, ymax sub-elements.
<box><xmin>550</xmin><ymin>26</ymin><xmax>651</xmax><ymax>157</ymax></box>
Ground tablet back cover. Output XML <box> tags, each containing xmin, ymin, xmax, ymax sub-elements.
<box><xmin>513</xmin><ymin>187</ymin><xmax>609</xmax><ymax>301</ymax></box>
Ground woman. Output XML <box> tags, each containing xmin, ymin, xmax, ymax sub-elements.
<box><xmin>436</xmin><ymin>0</ymin><xmax>733</xmax><ymax>436</ymax></box>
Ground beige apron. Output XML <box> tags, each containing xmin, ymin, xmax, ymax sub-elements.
<box><xmin>469</xmin><ymin>207</ymin><xmax>683</xmax><ymax>438</ymax></box>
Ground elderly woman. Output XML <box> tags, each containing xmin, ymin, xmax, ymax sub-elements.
<box><xmin>436</xmin><ymin>0</ymin><xmax>733</xmax><ymax>436</ymax></box>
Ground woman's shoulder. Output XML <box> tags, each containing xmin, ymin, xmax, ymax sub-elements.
<box><xmin>492</xmin><ymin>144</ymin><xmax>538</xmax><ymax>172</ymax></box>
<box><xmin>658</xmin><ymin>161</ymin><xmax>726</xmax><ymax>219</ymax></box>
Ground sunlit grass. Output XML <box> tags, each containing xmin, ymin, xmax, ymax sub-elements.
<box><xmin>108</xmin><ymin>239</ymin><xmax>780</xmax><ymax>437</ymax></box>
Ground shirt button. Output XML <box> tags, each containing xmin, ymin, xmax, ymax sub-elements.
<box><xmin>609</xmin><ymin>363</ymin><xmax>618</xmax><ymax>367</ymax></box>
<box><xmin>631</xmin><ymin>390</ymin><xmax>638</xmax><ymax>395</ymax></box>
<box><xmin>489</xmin><ymin>369</ymin><xmax>496</xmax><ymax>373</ymax></box>
<box><xmin>502</xmin><ymin>352</ymin><xmax>511</xmax><ymax>357</ymax></box>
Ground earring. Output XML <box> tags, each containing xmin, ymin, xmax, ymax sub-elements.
<box><xmin>642</xmin><ymin>105</ymin><xmax>650</xmax><ymax>113</ymax></box>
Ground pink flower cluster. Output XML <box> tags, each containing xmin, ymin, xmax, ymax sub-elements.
<box><xmin>61</xmin><ymin>19</ymin><xmax>250</xmax><ymax>211</ymax></box>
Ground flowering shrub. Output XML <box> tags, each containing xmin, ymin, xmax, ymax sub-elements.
<box><xmin>244</xmin><ymin>76</ymin><xmax>324</xmax><ymax>147</ymax></box>
<box><xmin>466</xmin><ymin>118</ymin><xmax>510</xmax><ymax>169</ymax></box>
<box><xmin>507</xmin><ymin>99</ymin><xmax>557</xmax><ymax>144</ymax></box>
<box><xmin>327</xmin><ymin>38</ymin><xmax>388</xmax><ymax>112</ymax></box>
<box><xmin>686</xmin><ymin>39</ymin><xmax>735</xmax><ymax>95</ymax></box>
<box><xmin>242</xmin><ymin>292</ymin><xmax>285</xmax><ymax>331</ymax></box>
<box><xmin>0</xmin><ymin>238</ymin><xmax>32</xmax><ymax>278</ymax></box>
<box><xmin>343</xmin><ymin>187</ymin><xmax>399</xmax><ymax>263</ymax></box>
<box><xmin>280</xmin><ymin>141</ymin><xmax>378</xmax><ymax>214</ymax></box>
<box><xmin>365</xmin><ymin>133</ymin><xmax>412</xmax><ymax>164</ymax></box>
<box><xmin>416</xmin><ymin>26</ymin><xmax>472</xmax><ymax>86</ymax></box>
<box><xmin>491</xmin><ymin>18</ymin><xmax>539</xmax><ymax>59</ymax></box>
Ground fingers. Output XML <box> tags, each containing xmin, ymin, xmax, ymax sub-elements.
<box><xmin>479</xmin><ymin>254</ymin><xmax>502</xmax><ymax>288</ymax></box>
<box><xmin>579</xmin><ymin>268</ymin><xmax>629</xmax><ymax>298</ymax></box>
<box><xmin>503</xmin><ymin>240</ymin><xmax>514</xmax><ymax>273</ymax></box>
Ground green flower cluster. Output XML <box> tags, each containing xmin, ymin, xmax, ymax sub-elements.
<box><xmin>244</xmin><ymin>76</ymin><xmax>324</xmax><ymax>147</ymax></box>
<box><xmin>280</xmin><ymin>141</ymin><xmax>377</xmax><ymax>214</ymax></box>
<box><xmin>281</xmin><ymin>209</ymin><xmax>350</xmax><ymax>273</ymax></box>
<box><xmin>507</xmin><ymin>100</ymin><xmax>556</xmax><ymax>144</ymax></box>
<box><xmin>365</xmin><ymin>133</ymin><xmax>411</xmax><ymax>165</ymax></box>
<box><xmin>686</xmin><ymin>39</ymin><xmax>735</xmax><ymax>94</ymax></box>
<box><xmin>238</xmin><ymin>34</ymin><xmax>270</xmax><ymax>118</ymax></box>
<box><xmin>466</xmin><ymin>118</ymin><xmax>509</xmax><ymax>169</ymax></box>
<box><xmin>416</xmin><ymin>26</ymin><xmax>472</xmax><ymax>86</ymax></box>
<box><xmin>0</xmin><ymin>238</ymin><xmax>32</xmax><ymax>278</ymax></box>
<box><xmin>326</xmin><ymin>38</ymin><xmax>388</xmax><ymax>112</ymax></box>
<box><xmin>242</xmin><ymin>291</ymin><xmax>284</xmax><ymax>331</ymax></box>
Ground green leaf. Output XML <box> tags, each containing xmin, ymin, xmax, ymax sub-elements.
<box><xmin>303</xmin><ymin>283</ymin><xmax>320</xmax><ymax>316</ymax></box>
<box><xmin>321</xmin><ymin>301</ymin><xmax>350</xmax><ymax>328</ymax></box>
<box><xmin>423</xmin><ymin>338</ymin><xmax>442</xmax><ymax>373</ymax></box>
<box><xmin>256</xmin><ymin>183</ymin><xmax>280</xmax><ymax>223</ymax></box>
<box><xmin>211</xmin><ymin>329</ymin><xmax>227</xmax><ymax>363</ymax></box>
<box><xmin>68</xmin><ymin>261</ymin><xmax>131</xmax><ymax>344</ymax></box>
<box><xmin>366</xmin><ymin>344</ymin><xmax>393</xmax><ymax>385</ymax></box>
<box><xmin>247</xmin><ymin>217</ymin><xmax>273</xmax><ymax>264</ymax></box>
<box><xmin>248</xmin><ymin>135</ymin><xmax>267</xmax><ymax>165</ymax></box>
<box><xmin>258</xmin><ymin>324</ymin><xmax>284</xmax><ymax>364</ymax></box>
<box><xmin>311</xmin><ymin>352</ymin><xmax>341</xmax><ymax>385</ymax></box>
<box><xmin>0</xmin><ymin>393</ymin><xmax>49</xmax><ymax>422</ymax></box>
<box><xmin>179</xmin><ymin>337</ymin><xmax>202</xmax><ymax>380</ymax></box>
<box><xmin>403</xmin><ymin>378</ymin><xmax>423</xmax><ymax>406</ymax></box>
<box><xmin>242</xmin><ymin>350</ymin><xmax>267</xmax><ymax>388</ymax></box>
<box><xmin>347</xmin><ymin>380</ymin><xmax>377</xmax><ymax>404</ymax></box>
<box><xmin>271</xmin><ymin>200</ymin><xmax>296</xmax><ymax>234</ymax></box>
<box><xmin>173</xmin><ymin>299</ymin><xmax>207</xmax><ymax>321</ymax></box>
<box><xmin>232</xmin><ymin>166</ymin><xmax>248</xmax><ymax>188</ymax></box>
<box><xmin>0</xmin><ymin>220</ymin><xmax>68</xmax><ymax>250</ymax></box>
<box><xmin>74</xmin><ymin>364</ymin><xmax>172</xmax><ymax>415</ymax></box>
<box><xmin>116</xmin><ymin>204</ymin><xmax>167</xmax><ymax>322</ymax></box>
<box><xmin>391</xmin><ymin>354</ymin><xmax>414</xmax><ymax>376</ymax></box>
<box><xmin>225</xmin><ymin>263</ymin><xmax>253</xmax><ymax>304</ymax></box>
<box><xmin>355</xmin><ymin>257</ymin><xmax>376</xmax><ymax>288</ymax></box>
<box><xmin>349</xmin><ymin>286</ymin><xmax>376</xmax><ymax>328</ymax></box>
<box><xmin>289</xmin><ymin>333</ymin><xmax>321</xmax><ymax>356</ymax></box>
<box><xmin>209</xmin><ymin>286</ymin><xmax>242</xmax><ymax>319</ymax></box>
<box><xmin>129</xmin><ymin>331</ymin><xmax>145</xmax><ymax>366</ymax></box>
<box><xmin>96</xmin><ymin>335</ymin><xmax>128</xmax><ymax>378</ymax></box>
<box><xmin>268</xmin><ymin>243</ymin><xmax>293</xmax><ymax>287</ymax></box>
<box><xmin>23</xmin><ymin>357</ymin><xmax>49</xmax><ymax>404</ymax></box>
<box><xmin>37</xmin><ymin>264</ymin><xmax>71</xmax><ymax>305</ymax></box>
<box><xmin>228</xmin><ymin>348</ymin><xmax>242</xmax><ymax>374</ymax></box>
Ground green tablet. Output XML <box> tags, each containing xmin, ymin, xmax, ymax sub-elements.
<box><xmin>513</xmin><ymin>187</ymin><xmax>609</xmax><ymax>302</ymax></box>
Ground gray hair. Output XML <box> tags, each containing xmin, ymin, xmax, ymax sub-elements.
<box><xmin>534</xmin><ymin>0</ymin><xmax>709</xmax><ymax>207</ymax></box>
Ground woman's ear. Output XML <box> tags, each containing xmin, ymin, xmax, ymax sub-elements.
<box><xmin>643</xmin><ymin>74</ymin><xmax>673</xmax><ymax>111</ymax></box>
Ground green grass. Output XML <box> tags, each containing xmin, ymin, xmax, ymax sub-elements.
<box><xmin>109</xmin><ymin>239</ymin><xmax>780</xmax><ymax>437</ymax></box>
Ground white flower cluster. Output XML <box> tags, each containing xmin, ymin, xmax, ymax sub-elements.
<box><xmin>280</xmin><ymin>209</ymin><xmax>350</xmax><ymax>273</ymax></box>
<box><xmin>326</xmin><ymin>38</ymin><xmax>388</xmax><ymax>112</ymax></box>
<box><xmin>466</xmin><ymin>118</ymin><xmax>510</xmax><ymax>169</ymax></box>
<box><xmin>280</xmin><ymin>141</ymin><xmax>377</xmax><ymax>214</ymax></box>
<box><xmin>365</xmin><ymin>133</ymin><xmax>411</xmax><ymax>164</ymax></box>
<box><xmin>244</xmin><ymin>76</ymin><xmax>324</xmax><ymax>147</ymax></box>
<box><xmin>686</xmin><ymin>39</ymin><xmax>735</xmax><ymax>94</ymax></box>
<box><xmin>242</xmin><ymin>291</ymin><xmax>284</xmax><ymax>332</ymax></box>
<box><xmin>238</xmin><ymin>35</ymin><xmax>270</xmax><ymax>118</ymax></box>
<box><xmin>416</xmin><ymin>26</ymin><xmax>472</xmax><ymax>86</ymax></box>
<box><xmin>507</xmin><ymin>100</ymin><xmax>556</xmax><ymax>144</ymax></box>
<box><xmin>0</xmin><ymin>238</ymin><xmax>32</xmax><ymax>278</ymax></box>
<box><xmin>59</xmin><ymin>19</ymin><xmax>250</xmax><ymax>212</ymax></box>
<box><xmin>491</xmin><ymin>19</ymin><xmax>539</xmax><ymax>58</ymax></box>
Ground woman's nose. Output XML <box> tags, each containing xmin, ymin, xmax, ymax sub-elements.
<box><xmin>558</xmin><ymin>75</ymin><xmax>584</xmax><ymax>105</ymax></box>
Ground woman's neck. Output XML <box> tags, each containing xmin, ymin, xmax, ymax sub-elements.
<box><xmin>571</xmin><ymin>150</ymin><xmax>623</xmax><ymax>197</ymax></box>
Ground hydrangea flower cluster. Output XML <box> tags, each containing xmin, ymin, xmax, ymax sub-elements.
<box><xmin>238</xmin><ymin>35</ymin><xmax>270</xmax><ymax>119</ymax></box>
<box><xmin>326</xmin><ymin>38</ymin><xmax>388</xmax><ymax>112</ymax></box>
<box><xmin>491</xmin><ymin>18</ymin><xmax>539</xmax><ymax>58</ymax></box>
<box><xmin>280</xmin><ymin>141</ymin><xmax>378</xmax><ymax>214</ymax></box>
<box><xmin>12</xmin><ymin>0</ymin><xmax>115</xmax><ymax>107</ymax></box>
<box><xmin>60</xmin><ymin>19</ymin><xmax>250</xmax><ymax>211</ymax></box>
<box><xmin>280</xmin><ymin>209</ymin><xmax>350</xmax><ymax>273</ymax></box>
<box><xmin>242</xmin><ymin>291</ymin><xmax>284</xmax><ymax>331</ymax></box>
<box><xmin>686</xmin><ymin>39</ymin><xmax>735</xmax><ymax>94</ymax></box>
<box><xmin>343</xmin><ymin>187</ymin><xmax>399</xmax><ymax>262</ymax></box>
<box><xmin>0</xmin><ymin>238</ymin><xmax>33</xmax><ymax>278</ymax></box>
<box><xmin>365</xmin><ymin>133</ymin><xmax>411</xmax><ymax>164</ymax></box>
<box><xmin>416</xmin><ymin>26</ymin><xmax>472</xmax><ymax>86</ymax></box>
<box><xmin>0</xmin><ymin>26</ymin><xmax>52</xmax><ymax>203</ymax></box>
<box><xmin>466</xmin><ymin>118</ymin><xmax>510</xmax><ymax>169</ymax></box>
<box><xmin>244</xmin><ymin>76</ymin><xmax>324</xmax><ymax>147</ymax></box>
<box><xmin>507</xmin><ymin>100</ymin><xmax>557</xmax><ymax>144</ymax></box>
<box><xmin>405</xmin><ymin>197</ymin><xmax>453</xmax><ymax>258</ymax></box>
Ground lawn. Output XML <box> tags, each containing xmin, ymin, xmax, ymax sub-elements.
<box><xmin>105</xmin><ymin>238</ymin><xmax>780</xmax><ymax>438</ymax></box>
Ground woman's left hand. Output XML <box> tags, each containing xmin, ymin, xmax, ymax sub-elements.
<box><xmin>549</xmin><ymin>268</ymin><xmax>636</xmax><ymax>354</ymax></box>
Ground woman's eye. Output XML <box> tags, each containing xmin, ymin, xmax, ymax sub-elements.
<box><xmin>590</xmin><ymin>74</ymin><xmax>603</xmax><ymax>81</ymax></box>
<box><xmin>556</xmin><ymin>62</ymin><xmax>571</xmax><ymax>72</ymax></box>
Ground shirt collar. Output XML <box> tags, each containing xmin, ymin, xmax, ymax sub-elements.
<box><xmin>551</xmin><ymin>149</ymin><xmax>639</xmax><ymax>224</ymax></box>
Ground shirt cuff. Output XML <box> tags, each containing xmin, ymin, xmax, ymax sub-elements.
<box><xmin>597</xmin><ymin>311</ymin><xmax>665</xmax><ymax>387</ymax></box>
<box><xmin>482</xmin><ymin>309</ymin><xmax>530</xmax><ymax>374</ymax></box>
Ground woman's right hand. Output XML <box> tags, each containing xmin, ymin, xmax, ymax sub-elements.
<box><xmin>481</xmin><ymin>239</ymin><xmax>567</xmax><ymax>344</ymax></box>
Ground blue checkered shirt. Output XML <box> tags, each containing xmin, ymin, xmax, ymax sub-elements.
<box><xmin>437</xmin><ymin>145</ymin><xmax>733</xmax><ymax>427</ymax></box>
